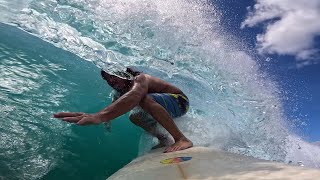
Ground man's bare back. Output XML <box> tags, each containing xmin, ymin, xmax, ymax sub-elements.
<box><xmin>141</xmin><ymin>74</ymin><xmax>184</xmax><ymax>94</ymax></box>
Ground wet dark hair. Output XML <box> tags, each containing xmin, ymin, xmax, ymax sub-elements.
<box><xmin>125</xmin><ymin>67</ymin><xmax>141</xmax><ymax>76</ymax></box>
<box><xmin>100</xmin><ymin>68</ymin><xmax>141</xmax><ymax>93</ymax></box>
<box><xmin>100</xmin><ymin>67</ymin><xmax>141</xmax><ymax>80</ymax></box>
<box><xmin>100</xmin><ymin>70</ymin><xmax>109</xmax><ymax>80</ymax></box>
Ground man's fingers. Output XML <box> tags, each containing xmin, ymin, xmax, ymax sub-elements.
<box><xmin>53</xmin><ymin>112</ymin><xmax>84</xmax><ymax>118</ymax></box>
<box><xmin>54</xmin><ymin>113</ymin><xmax>96</xmax><ymax>126</ymax></box>
<box><xmin>62</xmin><ymin>116</ymin><xmax>83</xmax><ymax>123</ymax></box>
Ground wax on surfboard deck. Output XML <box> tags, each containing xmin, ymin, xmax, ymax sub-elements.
<box><xmin>107</xmin><ymin>147</ymin><xmax>320</xmax><ymax>180</ymax></box>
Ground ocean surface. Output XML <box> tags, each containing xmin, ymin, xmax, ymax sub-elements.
<box><xmin>1</xmin><ymin>0</ymin><xmax>320</xmax><ymax>180</ymax></box>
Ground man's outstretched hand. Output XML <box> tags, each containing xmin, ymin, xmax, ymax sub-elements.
<box><xmin>53</xmin><ymin>112</ymin><xmax>103</xmax><ymax>125</ymax></box>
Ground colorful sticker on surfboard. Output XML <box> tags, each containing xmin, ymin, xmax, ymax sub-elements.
<box><xmin>160</xmin><ymin>157</ymin><xmax>192</xmax><ymax>164</ymax></box>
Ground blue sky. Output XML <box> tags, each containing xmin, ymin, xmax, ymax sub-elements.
<box><xmin>213</xmin><ymin>0</ymin><xmax>320</xmax><ymax>142</ymax></box>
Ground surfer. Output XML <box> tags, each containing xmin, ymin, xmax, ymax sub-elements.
<box><xmin>53</xmin><ymin>67</ymin><xmax>193</xmax><ymax>153</ymax></box>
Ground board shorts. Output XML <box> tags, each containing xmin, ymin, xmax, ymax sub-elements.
<box><xmin>129</xmin><ymin>93</ymin><xmax>189</xmax><ymax>127</ymax></box>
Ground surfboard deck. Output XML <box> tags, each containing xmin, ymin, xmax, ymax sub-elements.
<box><xmin>107</xmin><ymin>147</ymin><xmax>320</xmax><ymax>180</ymax></box>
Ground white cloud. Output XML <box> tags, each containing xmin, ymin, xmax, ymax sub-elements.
<box><xmin>241</xmin><ymin>0</ymin><xmax>320</xmax><ymax>63</ymax></box>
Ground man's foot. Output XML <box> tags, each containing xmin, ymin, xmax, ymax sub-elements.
<box><xmin>164</xmin><ymin>137</ymin><xmax>193</xmax><ymax>153</ymax></box>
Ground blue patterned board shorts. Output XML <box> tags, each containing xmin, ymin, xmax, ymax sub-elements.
<box><xmin>129</xmin><ymin>93</ymin><xmax>189</xmax><ymax>127</ymax></box>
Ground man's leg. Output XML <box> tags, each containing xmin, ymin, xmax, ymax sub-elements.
<box><xmin>129</xmin><ymin>111</ymin><xmax>173</xmax><ymax>149</ymax></box>
<box><xmin>139</xmin><ymin>95</ymin><xmax>193</xmax><ymax>153</ymax></box>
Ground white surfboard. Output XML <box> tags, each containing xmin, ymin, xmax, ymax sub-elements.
<box><xmin>107</xmin><ymin>147</ymin><xmax>320</xmax><ymax>180</ymax></box>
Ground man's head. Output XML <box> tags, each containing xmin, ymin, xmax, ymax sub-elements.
<box><xmin>100</xmin><ymin>70</ymin><xmax>133</xmax><ymax>93</ymax></box>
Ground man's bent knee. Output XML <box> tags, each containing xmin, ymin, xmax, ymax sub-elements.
<box><xmin>139</xmin><ymin>95</ymin><xmax>157</xmax><ymax>112</ymax></box>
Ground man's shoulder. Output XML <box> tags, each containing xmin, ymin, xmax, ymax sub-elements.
<box><xmin>133</xmin><ymin>73</ymin><xmax>164</xmax><ymax>86</ymax></box>
<box><xmin>134</xmin><ymin>73</ymin><xmax>148</xmax><ymax>80</ymax></box>
<box><xmin>133</xmin><ymin>73</ymin><xmax>149</xmax><ymax>85</ymax></box>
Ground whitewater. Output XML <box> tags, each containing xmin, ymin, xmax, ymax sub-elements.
<box><xmin>1</xmin><ymin>0</ymin><xmax>320</xmax><ymax>179</ymax></box>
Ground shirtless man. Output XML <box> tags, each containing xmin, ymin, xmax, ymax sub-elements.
<box><xmin>53</xmin><ymin>67</ymin><xmax>193</xmax><ymax>153</ymax></box>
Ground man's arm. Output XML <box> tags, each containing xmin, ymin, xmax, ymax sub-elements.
<box><xmin>96</xmin><ymin>75</ymin><xmax>148</xmax><ymax>122</ymax></box>
<box><xmin>53</xmin><ymin>75</ymin><xmax>148</xmax><ymax>125</ymax></box>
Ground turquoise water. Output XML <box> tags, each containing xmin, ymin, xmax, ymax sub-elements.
<box><xmin>1</xmin><ymin>0</ymin><xmax>320</xmax><ymax>179</ymax></box>
<box><xmin>0</xmin><ymin>24</ymin><xmax>142</xmax><ymax>179</ymax></box>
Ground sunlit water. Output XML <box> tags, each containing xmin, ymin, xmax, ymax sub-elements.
<box><xmin>1</xmin><ymin>0</ymin><xmax>320</xmax><ymax>179</ymax></box>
